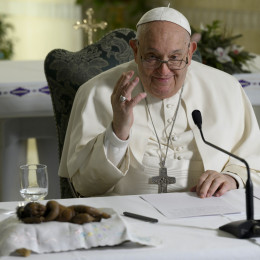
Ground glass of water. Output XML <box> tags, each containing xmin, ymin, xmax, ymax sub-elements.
<box><xmin>19</xmin><ymin>164</ymin><xmax>48</xmax><ymax>202</ymax></box>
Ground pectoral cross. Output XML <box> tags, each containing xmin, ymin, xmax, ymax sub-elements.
<box><xmin>73</xmin><ymin>8</ymin><xmax>107</xmax><ymax>45</ymax></box>
<box><xmin>149</xmin><ymin>167</ymin><xmax>176</xmax><ymax>193</ymax></box>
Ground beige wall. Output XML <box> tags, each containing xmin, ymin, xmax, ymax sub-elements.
<box><xmin>1</xmin><ymin>0</ymin><xmax>259</xmax><ymax>59</ymax></box>
<box><xmin>0</xmin><ymin>0</ymin><xmax>83</xmax><ymax>60</ymax></box>
<box><xmin>169</xmin><ymin>0</ymin><xmax>260</xmax><ymax>54</ymax></box>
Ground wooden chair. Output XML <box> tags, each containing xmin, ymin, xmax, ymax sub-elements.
<box><xmin>44</xmin><ymin>28</ymin><xmax>136</xmax><ymax>198</ymax></box>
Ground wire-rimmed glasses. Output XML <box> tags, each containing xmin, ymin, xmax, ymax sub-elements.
<box><xmin>141</xmin><ymin>56</ymin><xmax>188</xmax><ymax>70</ymax></box>
<box><xmin>138</xmin><ymin>41</ymin><xmax>190</xmax><ymax>71</ymax></box>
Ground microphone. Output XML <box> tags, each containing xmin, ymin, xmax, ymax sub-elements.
<box><xmin>192</xmin><ymin>109</ymin><xmax>260</xmax><ymax>238</ymax></box>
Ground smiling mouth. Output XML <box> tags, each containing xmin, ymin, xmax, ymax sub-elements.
<box><xmin>153</xmin><ymin>76</ymin><xmax>173</xmax><ymax>83</ymax></box>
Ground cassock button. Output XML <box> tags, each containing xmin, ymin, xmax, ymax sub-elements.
<box><xmin>177</xmin><ymin>156</ymin><xmax>183</xmax><ymax>160</ymax></box>
<box><xmin>167</xmin><ymin>118</ymin><xmax>172</xmax><ymax>123</ymax></box>
<box><xmin>166</xmin><ymin>104</ymin><xmax>174</xmax><ymax>108</ymax></box>
<box><xmin>172</xmin><ymin>135</ymin><xmax>178</xmax><ymax>141</ymax></box>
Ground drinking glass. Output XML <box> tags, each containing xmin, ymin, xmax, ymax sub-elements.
<box><xmin>19</xmin><ymin>164</ymin><xmax>48</xmax><ymax>202</ymax></box>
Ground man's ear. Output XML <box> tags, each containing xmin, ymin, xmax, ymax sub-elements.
<box><xmin>129</xmin><ymin>39</ymin><xmax>138</xmax><ymax>61</ymax></box>
<box><xmin>188</xmin><ymin>41</ymin><xmax>197</xmax><ymax>65</ymax></box>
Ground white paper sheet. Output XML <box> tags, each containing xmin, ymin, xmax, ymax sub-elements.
<box><xmin>141</xmin><ymin>192</ymin><xmax>241</xmax><ymax>219</ymax></box>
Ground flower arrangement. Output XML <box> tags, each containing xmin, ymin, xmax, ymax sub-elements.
<box><xmin>0</xmin><ymin>14</ymin><xmax>14</xmax><ymax>60</ymax></box>
<box><xmin>191</xmin><ymin>20</ymin><xmax>255</xmax><ymax>74</ymax></box>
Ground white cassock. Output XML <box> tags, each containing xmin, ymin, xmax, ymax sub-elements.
<box><xmin>58</xmin><ymin>60</ymin><xmax>260</xmax><ymax>197</ymax></box>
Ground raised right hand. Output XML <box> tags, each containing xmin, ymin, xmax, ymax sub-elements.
<box><xmin>111</xmin><ymin>70</ymin><xmax>146</xmax><ymax>140</ymax></box>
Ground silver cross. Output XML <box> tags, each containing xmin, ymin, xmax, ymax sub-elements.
<box><xmin>149</xmin><ymin>167</ymin><xmax>176</xmax><ymax>193</ymax></box>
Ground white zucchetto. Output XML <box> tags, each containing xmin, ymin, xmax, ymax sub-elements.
<box><xmin>136</xmin><ymin>7</ymin><xmax>191</xmax><ymax>35</ymax></box>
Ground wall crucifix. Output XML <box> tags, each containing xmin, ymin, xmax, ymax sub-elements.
<box><xmin>74</xmin><ymin>8</ymin><xmax>107</xmax><ymax>45</ymax></box>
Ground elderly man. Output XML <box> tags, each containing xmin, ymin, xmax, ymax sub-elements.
<box><xmin>59</xmin><ymin>7</ymin><xmax>260</xmax><ymax>198</ymax></box>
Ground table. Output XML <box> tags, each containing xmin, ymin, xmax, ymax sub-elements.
<box><xmin>234</xmin><ymin>73</ymin><xmax>260</xmax><ymax>106</ymax></box>
<box><xmin>0</xmin><ymin>60</ymin><xmax>60</xmax><ymax>201</ymax></box>
<box><xmin>0</xmin><ymin>189</ymin><xmax>260</xmax><ymax>259</ymax></box>
<box><xmin>234</xmin><ymin>73</ymin><xmax>260</xmax><ymax>126</ymax></box>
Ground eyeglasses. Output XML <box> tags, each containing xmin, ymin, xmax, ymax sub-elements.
<box><xmin>139</xmin><ymin>43</ymin><xmax>190</xmax><ymax>70</ymax></box>
<box><xmin>141</xmin><ymin>56</ymin><xmax>188</xmax><ymax>70</ymax></box>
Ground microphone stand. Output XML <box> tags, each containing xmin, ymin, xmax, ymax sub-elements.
<box><xmin>192</xmin><ymin>110</ymin><xmax>260</xmax><ymax>238</ymax></box>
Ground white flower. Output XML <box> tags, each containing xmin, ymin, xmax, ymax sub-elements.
<box><xmin>200</xmin><ymin>23</ymin><xmax>208</xmax><ymax>31</ymax></box>
<box><xmin>214</xmin><ymin>47</ymin><xmax>232</xmax><ymax>63</ymax></box>
<box><xmin>231</xmin><ymin>44</ymin><xmax>244</xmax><ymax>55</ymax></box>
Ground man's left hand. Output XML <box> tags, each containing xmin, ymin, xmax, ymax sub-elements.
<box><xmin>190</xmin><ymin>170</ymin><xmax>237</xmax><ymax>198</ymax></box>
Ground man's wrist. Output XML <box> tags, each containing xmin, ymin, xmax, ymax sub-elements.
<box><xmin>104</xmin><ymin>123</ymin><xmax>129</xmax><ymax>168</ymax></box>
<box><xmin>111</xmin><ymin>122</ymin><xmax>130</xmax><ymax>141</ymax></box>
<box><xmin>222</xmin><ymin>171</ymin><xmax>244</xmax><ymax>189</ymax></box>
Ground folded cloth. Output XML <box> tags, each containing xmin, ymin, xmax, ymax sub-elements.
<box><xmin>0</xmin><ymin>208</ymin><xmax>160</xmax><ymax>256</ymax></box>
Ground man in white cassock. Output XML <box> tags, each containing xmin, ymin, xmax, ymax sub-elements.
<box><xmin>58</xmin><ymin>6</ymin><xmax>260</xmax><ymax>198</ymax></box>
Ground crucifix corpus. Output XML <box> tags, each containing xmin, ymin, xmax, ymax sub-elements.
<box><xmin>73</xmin><ymin>8</ymin><xmax>108</xmax><ymax>45</ymax></box>
<box><xmin>149</xmin><ymin>167</ymin><xmax>176</xmax><ymax>193</ymax></box>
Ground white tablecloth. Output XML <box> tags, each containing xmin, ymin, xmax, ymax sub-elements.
<box><xmin>0</xmin><ymin>61</ymin><xmax>259</xmax><ymax>117</ymax></box>
<box><xmin>234</xmin><ymin>73</ymin><xmax>260</xmax><ymax>106</ymax></box>
<box><xmin>0</xmin><ymin>60</ymin><xmax>59</xmax><ymax>201</ymax></box>
<box><xmin>0</xmin><ymin>189</ymin><xmax>260</xmax><ymax>259</ymax></box>
<box><xmin>0</xmin><ymin>60</ymin><xmax>53</xmax><ymax>118</ymax></box>
<box><xmin>234</xmin><ymin>73</ymin><xmax>260</xmax><ymax>126</ymax></box>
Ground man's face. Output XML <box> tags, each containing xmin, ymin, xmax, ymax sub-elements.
<box><xmin>131</xmin><ymin>21</ymin><xmax>196</xmax><ymax>99</ymax></box>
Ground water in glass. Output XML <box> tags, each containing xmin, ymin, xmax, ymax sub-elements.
<box><xmin>19</xmin><ymin>164</ymin><xmax>48</xmax><ymax>202</ymax></box>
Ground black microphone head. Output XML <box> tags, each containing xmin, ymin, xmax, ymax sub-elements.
<box><xmin>192</xmin><ymin>110</ymin><xmax>202</xmax><ymax>129</ymax></box>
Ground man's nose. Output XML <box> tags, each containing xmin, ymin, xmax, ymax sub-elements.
<box><xmin>157</xmin><ymin>61</ymin><xmax>171</xmax><ymax>74</ymax></box>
